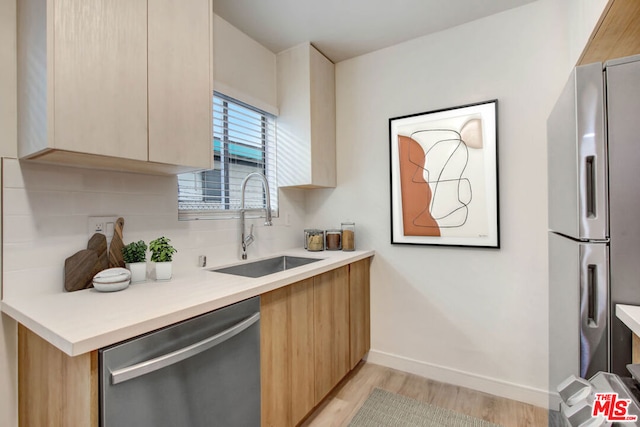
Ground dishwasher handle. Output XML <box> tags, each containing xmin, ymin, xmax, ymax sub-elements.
<box><xmin>110</xmin><ymin>311</ymin><xmax>260</xmax><ymax>385</ymax></box>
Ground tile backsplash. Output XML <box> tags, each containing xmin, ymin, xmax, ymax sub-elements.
<box><xmin>2</xmin><ymin>158</ymin><xmax>304</xmax><ymax>297</ymax></box>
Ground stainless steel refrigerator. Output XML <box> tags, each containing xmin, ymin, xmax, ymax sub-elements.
<box><xmin>548</xmin><ymin>54</ymin><xmax>640</xmax><ymax>393</ymax></box>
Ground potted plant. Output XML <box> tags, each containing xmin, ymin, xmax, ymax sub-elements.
<box><xmin>149</xmin><ymin>236</ymin><xmax>177</xmax><ymax>280</ymax></box>
<box><xmin>122</xmin><ymin>240</ymin><xmax>148</xmax><ymax>283</ymax></box>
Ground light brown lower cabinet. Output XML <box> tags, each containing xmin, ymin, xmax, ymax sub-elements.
<box><xmin>17</xmin><ymin>258</ymin><xmax>371</xmax><ymax>427</ymax></box>
<box><xmin>261</xmin><ymin>258</ymin><xmax>371</xmax><ymax>427</ymax></box>
<box><xmin>18</xmin><ymin>325</ymin><xmax>98</xmax><ymax>427</ymax></box>
<box><xmin>261</xmin><ymin>277</ymin><xmax>316</xmax><ymax>427</ymax></box>
<box><xmin>313</xmin><ymin>266</ymin><xmax>351</xmax><ymax>402</ymax></box>
<box><xmin>349</xmin><ymin>258</ymin><xmax>371</xmax><ymax>369</ymax></box>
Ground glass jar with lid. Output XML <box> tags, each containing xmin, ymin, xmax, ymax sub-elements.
<box><xmin>325</xmin><ymin>229</ymin><xmax>342</xmax><ymax>251</ymax></box>
<box><xmin>341</xmin><ymin>222</ymin><xmax>355</xmax><ymax>251</ymax></box>
<box><xmin>304</xmin><ymin>229</ymin><xmax>325</xmax><ymax>251</ymax></box>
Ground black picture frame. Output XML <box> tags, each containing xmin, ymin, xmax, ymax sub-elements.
<box><xmin>389</xmin><ymin>100</ymin><xmax>499</xmax><ymax>248</ymax></box>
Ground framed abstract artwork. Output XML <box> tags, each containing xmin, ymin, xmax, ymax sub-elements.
<box><xmin>389</xmin><ymin>100</ymin><xmax>499</xmax><ymax>248</ymax></box>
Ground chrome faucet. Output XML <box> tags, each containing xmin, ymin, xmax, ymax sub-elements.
<box><xmin>240</xmin><ymin>172</ymin><xmax>273</xmax><ymax>260</ymax></box>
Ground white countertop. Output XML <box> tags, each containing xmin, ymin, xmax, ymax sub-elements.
<box><xmin>617</xmin><ymin>304</ymin><xmax>640</xmax><ymax>337</ymax></box>
<box><xmin>1</xmin><ymin>248</ymin><xmax>374</xmax><ymax>356</ymax></box>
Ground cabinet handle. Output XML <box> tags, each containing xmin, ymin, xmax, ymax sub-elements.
<box><xmin>110</xmin><ymin>312</ymin><xmax>260</xmax><ymax>385</ymax></box>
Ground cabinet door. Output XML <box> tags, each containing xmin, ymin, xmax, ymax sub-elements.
<box><xmin>276</xmin><ymin>43</ymin><xmax>336</xmax><ymax>188</ymax></box>
<box><xmin>261</xmin><ymin>278</ymin><xmax>315</xmax><ymax>427</ymax></box>
<box><xmin>313</xmin><ymin>266</ymin><xmax>350</xmax><ymax>403</ymax></box>
<box><xmin>349</xmin><ymin>258</ymin><xmax>371</xmax><ymax>369</ymax></box>
<box><xmin>54</xmin><ymin>0</ymin><xmax>148</xmax><ymax>160</ymax></box>
<box><xmin>18</xmin><ymin>325</ymin><xmax>98</xmax><ymax>427</ymax></box>
<box><xmin>309</xmin><ymin>45</ymin><xmax>336</xmax><ymax>187</ymax></box>
<box><xmin>148</xmin><ymin>0</ymin><xmax>212</xmax><ymax>169</ymax></box>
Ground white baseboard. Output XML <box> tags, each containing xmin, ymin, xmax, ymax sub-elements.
<box><xmin>366</xmin><ymin>349</ymin><xmax>558</xmax><ymax>410</ymax></box>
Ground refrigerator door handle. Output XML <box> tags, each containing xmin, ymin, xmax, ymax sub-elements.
<box><xmin>578</xmin><ymin>131</ymin><xmax>607</xmax><ymax>238</ymax></box>
<box><xmin>579</xmin><ymin>244</ymin><xmax>609</xmax><ymax>377</ymax></box>
<box><xmin>585</xmin><ymin>156</ymin><xmax>596</xmax><ymax>219</ymax></box>
<box><xmin>586</xmin><ymin>264</ymin><xmax>597</xmax><ymax>327</ymax></box>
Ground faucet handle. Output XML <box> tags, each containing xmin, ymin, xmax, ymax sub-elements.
<box><xmin>244</xmin><ymin>224</ymin><xmax>255</xmax><ymax>247</ymax></box>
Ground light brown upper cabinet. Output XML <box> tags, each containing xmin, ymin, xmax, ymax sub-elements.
<box><xmin>17</xmin><ymin>0</ymin><xmax>212</xmax><ymax>175</ymax></box>
<box><xmin>578</xmin><ymin>0</ymin><xmax>640</xmax><ymax>65</ymax></box>
<box><xmin>276</xmin><ymin>43</ymin><xmax>336</xmax><ymax>188</ymax></box>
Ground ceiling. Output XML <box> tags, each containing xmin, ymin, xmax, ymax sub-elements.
<box><xmin>213</xmin><ymin>0</ymin><xmax>538</xmax><ymax>63</ymax></box>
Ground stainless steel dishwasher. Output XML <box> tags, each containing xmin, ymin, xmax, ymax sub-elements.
<box><xmin>99</xmin><ymin>296</ymin><xmax>260</xmax><ymax>427</ymax></box>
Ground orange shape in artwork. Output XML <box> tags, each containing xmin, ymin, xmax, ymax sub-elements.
<box><xmin>398</xmin><ymin>135</ymin><xmax>441</xmax><ymax>237</ymax></box>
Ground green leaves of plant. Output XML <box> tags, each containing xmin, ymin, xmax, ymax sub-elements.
<box><xmin>122</xmin><ymin>240</ymin><xmax>147</xmax><ymax>263</ymax></box>
<box><xmin>149</xmin><ymin>236</ymin><xmax>177</xmax><ymax>262</ymax></box>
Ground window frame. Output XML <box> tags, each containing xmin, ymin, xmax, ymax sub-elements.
<box><xmin>178</xmin><ymin>92</ymin><xmax>278</xmax><ymax>221</ymax></box>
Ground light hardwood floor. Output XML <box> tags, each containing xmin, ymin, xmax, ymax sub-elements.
<box><xmin>300</xmin><ymin>362</ymin><xmax>550</xmax><ymax>427</ymax></box>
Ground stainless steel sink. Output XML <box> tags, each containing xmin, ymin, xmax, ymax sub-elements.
<box><xmin>210</xmin><ymin>256</ymin><xmax>322</xmax><ymax>278</ymax></box>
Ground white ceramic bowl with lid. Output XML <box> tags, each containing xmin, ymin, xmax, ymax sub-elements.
<box><xmin>93</xmin><ymin>268</ymin><xmax>131</xmax><ymax>292</ymax></box>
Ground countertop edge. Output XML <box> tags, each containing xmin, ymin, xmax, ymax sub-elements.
<box><xmin>617</xmin><ymin>304</ymin><xmax>640</xmax><ymax>337</ymax></box>
<box><xmin>1</xmin><ymin>303</ymin><xmax>76</xmax><ymax>355</ymax></box>
<box><xmin>2</xmin><ymin>249</ymin><xmax>375</xmax><ymax>356</ymax></box>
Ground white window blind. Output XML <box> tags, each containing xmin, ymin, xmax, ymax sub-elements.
<box><xmin>178</xmin><ymin>92</ymin><xmax>278</xmax><ymax>220</ymax></box>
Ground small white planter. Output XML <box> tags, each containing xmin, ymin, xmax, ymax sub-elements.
<box><xmin>154</xmin><ymin>262</ymin><xmax>173</xmax><ymax>281</ymax></box>
<box><xmin>126</xmin><ymin>262</ymin><xmax>147</xmax><ymax>283</ymax></box>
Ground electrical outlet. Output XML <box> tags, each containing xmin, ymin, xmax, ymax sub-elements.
<box><xmin>88</xmin><ymin>216</ymin><xmax>118</xmax><ymax>243</ymax></box>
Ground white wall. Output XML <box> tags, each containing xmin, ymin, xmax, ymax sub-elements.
<box><xmin>0</xmin><ymin>311</ymin><xmax>16</xmax><ymax>427</ymax></box>
<box><xmin>0</xmin><ymin>0</ymin><xmax>18</xmax><ymax>424</ymax></box>
<box><xmin>567</xmin><ymin>0</ymin><xmax>610</xmax><ymax>65</ymax></box>
<box><xmin>305</xmin><ymin>0</ymin><xmax>606</xmax><ymax>407</ymax></box>
<box><xmin>0</xmin><ymin>0</ymin><xmax>17</xmax><ymax>159</ymax></box>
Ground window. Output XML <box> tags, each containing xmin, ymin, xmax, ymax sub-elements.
<box><xmin>178</xmin><ymin>92</ymin><xmax>277</xmax><ymax>220</ymax></box>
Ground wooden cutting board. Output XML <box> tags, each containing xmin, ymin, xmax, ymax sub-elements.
<box><xmin>64</xmin><ymin>249</ymin><xmax>100</xmax><ymax>292</ymax></box>
<box><xmin>87</xmin><ymin>233</ymin><xmax>108</xmax><ymax>285</ymax></box>
<box><xmin>108</xmin><ymin>217</ymin><xmax>125</xmax><ymax>268</ymax></box>
<box><xmin>64</xmin><ymin>228</ymin><xmax>122</xmax><ymax>292</ymax></box>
